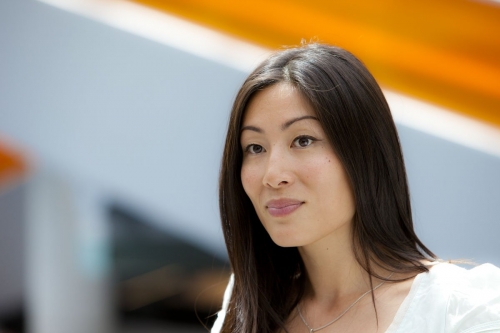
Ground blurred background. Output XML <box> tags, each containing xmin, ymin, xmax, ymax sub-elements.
<box><xmin>0</xmin><ymin>0</ymin><xmax>499</xmax><ymax>332</ymax></box>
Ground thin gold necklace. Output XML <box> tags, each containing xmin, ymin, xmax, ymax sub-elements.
<box><xmin>297</xmin><ymin>272</ymin><xmax>394</xmax><ymax>333</ymax></box>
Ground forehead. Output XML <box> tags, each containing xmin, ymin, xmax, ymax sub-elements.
<box><xmin>242</xmin><ymin>83</ymin><xmax>316</xmax><ymax>126</ymax></box>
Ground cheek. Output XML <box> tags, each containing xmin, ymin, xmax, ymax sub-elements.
<box><xmin>321</xmin><ymin>163</ymin><xmax>356</xmax><ymax>216</ymax></box>
<box><xmin>301</xmin><ymin>154</ymin><xmax>335</xmax><ymax>180</ymax></box>
<box><xmin>306</xmin><ymin>154</ymin><xmax>354</xmax><ymax>204</ymax></box>
<box><xmin>240</xmin><ymin>163</ymin><xmax>260</xmax><ymax>199</ymax></box>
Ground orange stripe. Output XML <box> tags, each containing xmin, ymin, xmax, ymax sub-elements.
<box><xmin>133</xmin><ymin>0</ymin><xmax>500</xmax><ymax>127</ymax></box>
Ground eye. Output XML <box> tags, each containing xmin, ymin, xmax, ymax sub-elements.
<box><xmin>245</xmin><ymin>144</ymin><xmax>265</xmax><ymax>154</ymax></box>
<box><xmin>292</xmin><ymin>135</ymin><xmax>316</xmax><ymax>148</ymax></box>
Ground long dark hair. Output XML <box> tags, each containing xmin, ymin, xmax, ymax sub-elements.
<box><xmin>218</xmin><ymin>43</ymin><xmax>435</xmax><ymax>333</ymax></box>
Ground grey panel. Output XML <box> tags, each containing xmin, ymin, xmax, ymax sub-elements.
<box><xmin>399</xmin><ymin>125</ymin><xmax>500</xmax><ymax>265</ymax></box>
<box><xmin>0</xmin><ymin>183</ymin><xmax>25</xmax><ymax>315</ymax></box>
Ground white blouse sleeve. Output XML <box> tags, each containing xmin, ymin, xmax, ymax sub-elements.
<box><xmin>211</xmin><ymin>274</ymin><xmax>234</xmax><ymax>333</ymax></box>
<box><xmin>446</xmin><ymin>263</ymin><xmax>500</xmax><ymax>332</ymax></box>
<box><xmin>386</xmin><ymin>262</ymin><xmax>500</xmax><ymax>333</ymax></box>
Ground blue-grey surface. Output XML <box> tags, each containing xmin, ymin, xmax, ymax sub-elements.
<box><xmin>0</xmin><ymin>0</ymin><xmax>499</xmax><ymax>267</ymax></box>
<box><xmin>0</xmin><ymin>0</ymin><xmax>245</xmax><ymax>259</ymax></box>
<box><xmin>399</xmin><ymin>125</ymin><xmax>500</xmax><ymax>265</ymax></box>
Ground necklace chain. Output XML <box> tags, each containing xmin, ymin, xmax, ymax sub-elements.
<box><xmin>297</xmin><ymin>272</ymin><xmax>394</xmax><ymax>333</ymax></box>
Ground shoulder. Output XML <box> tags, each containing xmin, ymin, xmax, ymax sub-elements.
<box><xmin>428</xmin><ymin>262</ymin><xmax>500</xmax><ymax>292</ymax></box>
<box><xmin>444</xmin><ymin>263</ymin><xmax>500</xmax><ymax>332</ymax></box>
<box><xmin>393</xmin><ymin>262</ymin><xmax>500</xmax><ymax>333</ymax></box>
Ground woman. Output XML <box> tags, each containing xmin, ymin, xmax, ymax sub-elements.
<box><xmin>213</xmin><ymin>43</ymin><xmax>500</xmax><ymax>333</ymax></box>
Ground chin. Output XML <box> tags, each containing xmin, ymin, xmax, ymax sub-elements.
<box><xmin>267</xmin><ymin>231</ymin><xmax>307</xmax><ymax>248</ymax></box>
<box><xmin>259</xmin><ymin>216</ymin><xmax>309</xmax><ymax>248</ymax></box>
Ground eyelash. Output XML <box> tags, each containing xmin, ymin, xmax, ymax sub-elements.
<box><xmin>244</xmin><ymin>135</ymin><xmax>318</xmax><ymax>154</ymax></box>
<box><xmin>292</xmin><ymin>135</ymin><xmax>316</xmax><ymax>148</ymax></box>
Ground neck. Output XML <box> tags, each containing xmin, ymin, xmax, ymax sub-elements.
<box><xmin>298</xmin><ymin>223</ymin><xmax>382</xmax><ymax>305</ymax></box>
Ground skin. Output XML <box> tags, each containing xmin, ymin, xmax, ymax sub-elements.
<box><xmin>240</xmin><ymin>83</ymin><xmax>415</xmax><ymax>333</ymax></box>
<box><xmin>240</xmin><ymin>83</ymin><xmax>355</xmax><ymax>249</ymax></box>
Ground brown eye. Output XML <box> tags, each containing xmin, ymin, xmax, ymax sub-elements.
<box><xmin>246</xmin><ymin>144</ymin><xmax>265</xmax><ymax>154</ymax></box>
<box><xmin>293</xmin><ymin>136</ymin><xmax>315</xmax><ymax>148</ymax></box>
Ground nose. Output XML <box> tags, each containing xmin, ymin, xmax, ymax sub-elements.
<box><xmin>262</xmin><ymin>149</ymin><xmax>293</xmax><ymax>189</ymax></box>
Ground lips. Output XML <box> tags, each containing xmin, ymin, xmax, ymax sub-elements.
<box><xmin>266</xmin><ymin>198</ymin><xmax>304</xmax><ymax>217</ymax></box>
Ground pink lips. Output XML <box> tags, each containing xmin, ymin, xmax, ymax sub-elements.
<box><xmin>266</xmin><ymin>199</ymin><xmax>304</xmax><ymax>217</ymax></box>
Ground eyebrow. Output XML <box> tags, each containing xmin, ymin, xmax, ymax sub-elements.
<box><xmin>241</xmin><ymin>115</ymin><xmax>319</xmax><ymax>133</ymax></box>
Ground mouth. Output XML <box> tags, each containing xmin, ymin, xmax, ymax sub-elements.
<box><xmin>266</xmin><ymin>199</ymin><xmax>304</xmax><ymax>217</ymax></box>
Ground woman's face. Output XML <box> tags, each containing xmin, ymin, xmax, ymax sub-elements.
<box><xmin>240</xmin><ymin>83</ymin><xmax>356</xmax><ymax>248</ymax></box>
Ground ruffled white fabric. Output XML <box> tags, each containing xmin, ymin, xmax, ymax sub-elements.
<box><xmin>387</xmin><ymin>263</ymin><xmax>500</xmax><ymax>333</ymax></box>
<box><xmin>211</xmin><ymin>263</ymin><xmax>500</xmax><ymax>333</ymax></box>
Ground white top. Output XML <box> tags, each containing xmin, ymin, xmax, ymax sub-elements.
<box><xmin>387</xmin><ymin>263</ymin><xmax>500</xmax><ymax>333</ymax></box>
<box><xmin>212</xmin><ymin>263</ymin><xmax>500</xmax><ymax>333</ymax></box>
